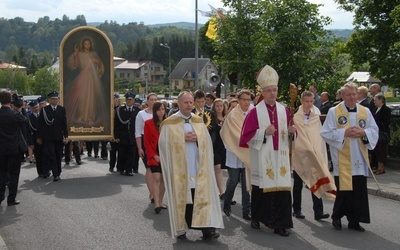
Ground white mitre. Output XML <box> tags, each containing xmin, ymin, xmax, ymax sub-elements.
<box><xmin>256</xmin><ymin>65</ymin><xmax>279</xmax><ymax>88</ymax></box>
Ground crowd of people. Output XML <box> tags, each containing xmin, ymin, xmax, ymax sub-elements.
<box><xmin>0</xmin><ymin>64</ymin><xmax>391</xmax><ymax>241</ymax></box>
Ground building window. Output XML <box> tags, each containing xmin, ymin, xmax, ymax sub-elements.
<box><xmin>120</xmin><ymin>73</ymin><xmax>125</xmax><ymax>78</ymax></box>
<box><xmin>175</xmin><ymin>80</ymin><xmax>179</xmax><ymax>86</ymax></box>
<box><xmin>127</xmin><ymin>73</ymin><xmax>130</xmax><ymax>78</ymax></box>
<box><xmin>155</xmin><ymin>75</ymin><xmax>160</xmax><ymax>80</ymax></box>
<box><xmin>144</xmin><ymin>73</ymin><xmax>148</xmax><ymax>77</ymax></box>
<box><xmin>155</xmin><ymin>67</ymin><xmax>160</xmax><ymax>72</ymax></box>
<box><xmin>144</xmin><ymin>66</ymin><xmax>148</xmax><ymax>70</ymax></box>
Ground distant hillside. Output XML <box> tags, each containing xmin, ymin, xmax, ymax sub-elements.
<box><xmin>330</xmin><ymin>29</ymin><xmax>353</xmax><ymax>39</ymax></box>
<box><xmin>87</xmin><ymin>22</ymin><xmax>102</xmax><ymax>27</ymax></box>
<box><xmin>147</xmin><ymin>22</ymin><xmax>204</xmax><ymax>30</ymax></box>
<box><xmin>147</xmin><ymin>22</ymin><xmax>353</xmax><ymax>39</ymax></box>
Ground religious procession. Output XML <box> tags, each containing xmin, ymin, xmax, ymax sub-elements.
<box><xmin>2</xmin><ymin>62</ymin><xmax>388</xmax><ymax>244</ymax></box>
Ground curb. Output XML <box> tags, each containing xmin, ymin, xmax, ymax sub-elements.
<box><xmin>367</xmin><ymin>188</ymin><xmax>400</xmax><ymax>202</ymax></box>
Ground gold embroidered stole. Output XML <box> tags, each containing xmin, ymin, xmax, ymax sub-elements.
<box><xmin>335</xmin><ymin>103</ymin><xmax>369</xmax><ymax>190</ymax></box>
<box><xmin>160</xmin><ymin>115</ymin><xmax>211</xmax><ymax>230</ymax></box>
<box><xmin>255</xmin><ymin>103</ymin><xmax>291</xmax><ymax>192</ymax></box>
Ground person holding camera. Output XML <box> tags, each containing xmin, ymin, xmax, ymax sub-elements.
<box><xmin>0</xmin><ymin>90</ymin><xmax>28</xmax><ymax>206</ymax></box>
<box><xmin>37</xmin><ymin>91</ymin><xmax>68</xmax><ymax>182</ymax></box>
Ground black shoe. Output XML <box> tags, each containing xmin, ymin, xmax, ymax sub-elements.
<box><xmin>125</xmin><ymin>172</ymin><xmax>134</xmax><ymax>176</ymax></box>
<box><xmin>274</xmin><ymin>228</ymin><xmax>289</xmax><ymax>237</ymax></box>
<box><xmin>43</xmin><ymin>173</ymin><xmax>51</xmax><ymax>178</ymax></box>
<box><xmin>7</xmin><ymin>200</ymin><xmax>20</xmax><ymax>206</ymax></box>
<box><xmin>109</xmin><ymin>168</ymin><xmax>114</xmax><ymax>173</ymax></box>
<box><xmin>348</xmin><ymin>223</ymin><xmax>365</xmax><ymax>232</ymax></box>
<box><xmin>133</xmin><ymin>170</ymin><xmax>138</xmax><ymax>174</ymax></box>
<box><xmin>88</xmin><ymin>154</ymin><xmax>92</xmax><ymax>157</ymax></box>
<box><xmin>332</xmin><ymin>219</ymin><xmax>342</xmax><ymax>230</ymax></box>
<box><xmin>202</xmin><ymin>232</ymin><xmax>220</xmax><ymax>240</ymax></box>
<box><xmin>94</xmin><ymin>155</ymin><xmax>99</xmax><ymax>158</ymax></box>
<box><xmin>219</xmin><ymin>193</ymin><xmax>225</xmax><ymax>200</ymax></box>
<box><xmin>102</xmin><ymin>157</ymin><xmax>107</xmax><ymax>160</ymax></box>
<box><xmin>231</xmin><ymin>200</ymin><xmax>236</xmax><ymax>205</ymax></box>
<box><xmin>154</xmin><ymin>207</ymin><xmax>161</xmax><ymax>214</ymax></box>
<box><xmin>251</xmin><ymin>220</ymin><xmax>260</xmax><ymax>229</ymax></box>
<box><xmin>77</xmin><ymin>161</ymin><xmax>82</xmax><ymax>165</ymax></box>
<box><xmin>119</xmin><ymin>171</ymin><xmax>125</xmax><ymax>175</ymax></box>
<box><xmin>315</xmin><ymin>213</ymin><xmax>330</xmax><ymax>221</ymax></box>
<box><xmin>53</xmin><ymin>176</ymin><xmax>60</xmax><ymax>182</ymax></box>
<box><xmin>243</xmin><ymin>213</ymin><xmax>252</xmax><ymax>221</ymax></box>
<box><xmin>38</xmin><ymin>175</ymin><xmax>44</xmax><ymax>178</ymax></box>
<box><xmin>223</xmin><ymin>208</ymin><xmax>231</xmax><ymax>217</ymax></box>
<box><xmin>177</xmin><ymin>233</ymin><xmax>187</xmax><ymax>240</ymax></box>
<box><xmin>293</xmin><ymin>211</ymin><xmax>305</xmax><ymax>219</ymax></box>
<box><xmin>65</xmin><ymin>161</ymin><xmax>70</xmax><ymax>165</ymax></box>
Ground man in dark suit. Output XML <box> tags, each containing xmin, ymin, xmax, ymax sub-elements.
<box><xmin>0</xmin><ymin>90</ymin><xmax>28</xmax><ymax>206</ymax></box>
<box><xmin>37</xmin><ymin>91</ymin><xmax>68</xmax><ymax>182</ymax></box>
<box><xmin>320</xmin><ymin>92</ymin><xmax>331</xmax><ymax>116</ymax></box>
<box><xmin>192</xmin><ymin>90</ymin><xmax>217</xmax><ymax>143</ymax></box>
<box><xmin>114</xmin><ymin>93</ymin><xmax>139</xmax><ymax>176</ymax></box>
<box><xmin>368</xmin><ymin>83</ymin><xmax>380</xmax><ymax>111</ymax></box>
<box><xmin>358</xmin><ymin>86</ymin><xmax>370</xmax><ymax>107</ymax></box>
<box><xmin>27</xmin><ymin>100</ymin><xmax>45</xmax><ymax>177</ymax></box>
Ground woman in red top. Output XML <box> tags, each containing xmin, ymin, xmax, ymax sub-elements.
<box><xmin>144</xmin><ymin>101</ymin><xmax>167</xmax><ymax>214</ymax></box>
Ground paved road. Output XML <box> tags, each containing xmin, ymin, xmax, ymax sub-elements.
<box><xmin>1</xmin><ymin>155</ymin><xmax>400</xmax><ymax>250</ymax></box>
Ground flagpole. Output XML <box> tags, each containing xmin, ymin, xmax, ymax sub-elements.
<box><xmin>195</xmin><ymin>0</ymin><xmax>199</xmax><ymax>90</ymax></box>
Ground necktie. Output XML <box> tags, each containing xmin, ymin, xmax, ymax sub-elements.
<box><xmin>128</xmin><ymin>107</ymin><xmax>131</xmax><ymax>112</ymax></box>
<box><xmin>53</xmin><ymin>107</ymin><xmax>56</xmax><ymax>111</ymax></box>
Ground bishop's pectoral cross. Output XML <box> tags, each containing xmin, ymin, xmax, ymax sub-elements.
<box><xmin>355</xmin><ymin>160</ymin><xmax>362</xmax><ymax>168</ymax></box>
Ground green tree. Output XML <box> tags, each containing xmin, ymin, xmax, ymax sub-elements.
<box><xmin>336</xmin><ymin>0</ymin><xmax>400</xmax><ymax>87</ymax></box>
<box><xmin>214</xmin><ymin>0</ymin><xmax>345</xmax><ymax>98</ymax></box>
<box><xmin>31</xmin><ymin>67</ymin><xmax>59</xmax><ymax>96</ymax></box>
<box><xmin>0</xmin><ymin>69</ymin><xmax>30</xmax><ymax>94</ymax></box>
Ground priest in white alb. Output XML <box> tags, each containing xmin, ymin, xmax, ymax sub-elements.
<box><xmin>321</xmin><ymin>82</ymin><xmax>378</xmax><ymax>232</ymax></box>
<box><xmin>239</xmin><ymin>65</ymin><xmax>296</xmax><ymax>237</ymax></box>
<box><xmin>159</xmin><ymin>91</ymin><xmax>224</xmax><ymax>240</ymax></box>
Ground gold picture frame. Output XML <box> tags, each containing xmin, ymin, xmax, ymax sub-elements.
<box><xmin>60</xmin><ymin>26</ymin><xmax>114</xmax><ymax>140</ymax></box>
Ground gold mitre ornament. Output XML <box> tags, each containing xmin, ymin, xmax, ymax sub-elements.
<box><xmin>256</xmin><ymin>65</ymin><xmax>279</xmax><ymax>88</ymax></box>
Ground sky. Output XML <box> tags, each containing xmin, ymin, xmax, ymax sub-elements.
<box><xmin>0</xmin><ymin>0</ymin><xmax>354</xmax><ymax>29</ymax></box>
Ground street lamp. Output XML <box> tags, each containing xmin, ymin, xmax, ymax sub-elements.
<box><xmin>160</xmin><ymin>43</ymin><xmax>171</xmax><ymax>98</ymax></box>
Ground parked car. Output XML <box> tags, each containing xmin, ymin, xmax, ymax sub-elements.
<box><xmin>388</xmin><ymin>104</ymin><xmax>400</xmax><ymax>115</ymax></box>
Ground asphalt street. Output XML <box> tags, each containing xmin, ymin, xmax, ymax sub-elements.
<box><xmin>1</xmin><ymin>154</ymin><xmax>400</xmax><ymax>250</ymax></box>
